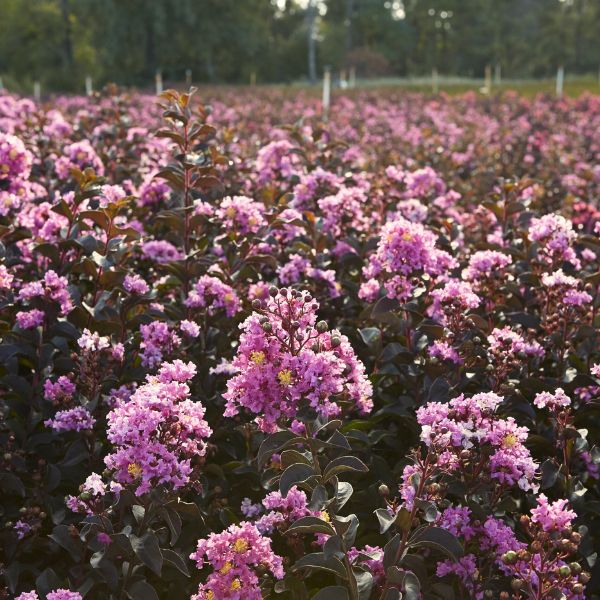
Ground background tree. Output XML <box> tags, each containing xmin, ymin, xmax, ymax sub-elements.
<box><xmin>0</xmin><ymin>0</ymin><xmax>599</xmax><ymax>91</ymax></box>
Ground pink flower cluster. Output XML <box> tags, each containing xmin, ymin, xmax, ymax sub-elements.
<box><xmin>190</xmin><ymin>521</ymin><xmax>284</xmax><ymax>600</ymax></box>
<box><xmin>55</xmin><ymin>140</ymin><xmax>104</xmax><ymax>179</ymax></box>
<box><xmin>185</xmin><ymin>274</ymin><xmax>241</xmax><ymax>317</ymax></box>
<box><xmin>18</xmin><ymin>270</ymin><xmax>73</xmax><ymax>315</ymax></box>
<box><xmin>140</xmin><ymin>321</ymin><xmax>181</xmax><ymax>368</ymax></box>
<box><xmin>360</xmin><ymin>216</ymin><xmax>455</xmax><ymax>302</ymax></box>
<box><xmin>463</xmin><ymin>250</ymin><xmax>512</xmax><ymax>286</ymax></box>
<box><xmin>43</xmin><ymin>376</ymin><xmax>76</xmax><ymax>404</ymax></box>
<box><xmin>403</xmin><ymin>392</ymin><xmax>538</xmax><ymax>504</ymax></box>
<box><xmin>243</xmin><ymin>485</ymin><xmax>317</xmax><ymax>533</ymax></box>
<box><xmin>255</xmin><ymin>139</ymin><xmax>300</xmax><ymax>185</ymax></box>
<box><xmin>45</xmin><ymin>406</ymin><xmax>95</xmax><ymax>433</ymax></box>
<box><xmin>224</xmin><ymin>288</ymin><xmax>372</xmax><ymax>431</ymax></box>
<box><xmin>16</xmin><ymin>590</ymin><xmax>82</xmax><ymax>600</ymax></box>
<box><xmin>217</xmin><ymin>195</ymin><xmax>266</xmax><ymax>235</ymax></box>
<box><xmin>0</xmin><ymin>132</ymin><xmax>32</xmax><ymax>180</ymax></box>
<box><xmin>436</xmin><ymin>506</ymin><xmax>524</xmax><ymax>598</ymax></box>
<box><xmin>528</xmin><ymin>213</ymin><xmax>579</xmax><ymax>268</ymax></box>
<box><xmin>104</xmin><ymin>360</ymin><xmax>212</xmax><ymax>495</ymax></box>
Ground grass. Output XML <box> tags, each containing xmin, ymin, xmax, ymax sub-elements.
<box><xmin>287</xmin><ymin>75</ymin><xmax>600</xmax><ymax>98</ymax></box>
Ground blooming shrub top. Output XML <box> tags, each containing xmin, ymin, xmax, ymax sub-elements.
<box><xmin>224</xmin><ymin>287</ymin><xmax>372</xmax><ymax>430</ymax></box>
<box><xmin>360</xmin><ymin>216</ymin><xmax>456</xmax><ymax>301</ymax></box>
<box><xmin>104</xmin><ymin>360</ymin><xmax>211</xmax><ymax>495</ymax></box>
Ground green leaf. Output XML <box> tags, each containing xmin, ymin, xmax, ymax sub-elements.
<box><xmin>293</xmin><ymin>552</ymin><xmax>347</xmax><ymax>579</ymax></box>
<box><xmin>35</xmin><ymin>568</ymin><xmax>62</xmax><ymax>596</ymax></box>
<box><xmin>359</xmin><ymin>327</ymin><xmax>382</xmax><ymax>352</ymax></box>
<box><xmin>385</xmin><ymin>566</ymin><xmax>405</xmax><ymax>584</ymax></box>
<box><xmin>374</xmin><ymin>508</ymin><xmax>396</xmax><ymax>534</ymax></box>
<box><xmin>280</xmin><ymin>463</ymin><xmax>316</xmax><ymax>497</ymax></box>
<box><xmin>161</xmin><ymin>505</ymin><xmax>182</xmax><ymax>546</ymax></box>
<box><xmin>323</xmin><ymin>535</ymin><xmax>345</xmax><ymax>560</ymax></box>
<box><xmin>383</xmin><ymin>533</ymin><xmax>402</xmax><ymax>569</ymax></box>
<box><xmin>126</xmin><ymin>580</ymin><xmax>159</xmax><ymax>600</ymax></box>
<box><xmin>323</xmin><ymin>456</ymin><xmax>368</xmax><ymax>482</ymax></box>
<box><xmin>162</xmin><ymin>548</ymin><xmax>190</xmax><ymax>577</ymax></box>
<box><xmin>49</xmin><ymin>525</ymin><xmax>84</xmax><ymax>562</ymax></box>
<box><xmin>371</xmin><ymin>295</ymin><xmax>398</xmax><ymax>316</ymax></box>
<box><xmin>257</xmin><ymin>430</ymin><xmax>296</xmax><ymax>468</ymax></box>
<box><xmin>312</xmin><ymin>587</ymin><xmax>349</xmax><ymax>600</ymax></box>
<box><xmin>130</xmin><ymin>532</ymin><xmax>163</xmax><ymax>576</ymax></box>
<box><xmin>355</xmin><ymin>569</ymin><xmax>374</xmax><ymax>600</ymax></box>
<box><xmin>403</xmin><ymin>571</ymin><xmax>421</xmax><ymax>600</ymax></box>
<box><xmin>409</xmin><ymin>527</ymin><xmax>463</xmax><ymax>560</ymax></box>
<box><xmin>286</xmin><ymin>516</ymin><xmax>336</xmax><ymax>536</ymax></box>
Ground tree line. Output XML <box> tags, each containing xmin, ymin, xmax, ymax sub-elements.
<box><xmin>1</xmin><ymin>0</ymin><xmax>599</xmax><ymax>92</ymax></box>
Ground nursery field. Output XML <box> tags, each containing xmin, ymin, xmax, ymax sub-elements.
<box><xmin>1</xmin><ymin>86</ymin><xmax>600</xmax><ymax>600</ymax></box>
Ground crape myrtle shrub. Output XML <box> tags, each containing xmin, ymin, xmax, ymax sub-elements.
<box><xmin>0</xmin><ymin>85</ymin><xmax>600</xmax><ymax>600</ymax></box>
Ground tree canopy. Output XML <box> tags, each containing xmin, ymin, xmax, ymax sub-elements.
<box><xmin>0</xmin><ymin>0</ymin><xmax>599</xmax><ymax>91</ymax></box>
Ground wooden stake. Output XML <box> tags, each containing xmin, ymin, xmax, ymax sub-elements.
<box><xmin>322</xmin><ymin>66</ymin><xmax>331</xmax><ymax>121</ymax></box>
<box><xmin>556</xmin><ymin>65</ymin><xmax>564</xmax><ymax>98</ymax></box>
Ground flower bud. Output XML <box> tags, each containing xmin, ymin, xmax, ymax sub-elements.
<box><xmin>378</xmin><ymin>483</ymin><xmax>390</xmax><ymax>497</ymax></box>
<box><xmin>251</xmin><ymin>299</ymin><xmax>263</xmax><ymax>310</ymax></box>
<box><xmin>558</xmin><ymin>565</ymin><xmax>571</xmax><ymax>577</ymax></box>
<box><xmin>316</xmin><ymin>320</ymin><xmax>328</xmax><ymax>333</ymax></box>
<box><xmin>269</xmin><ymin>286</ymin><xmax>278</xmax><ymax>297</ymax></box>
<box><xmin>511</xmin><ymin>579</ymin><xmax>524</xmax><ymax>591</ymax></box>
<box><xmin>331</xmin><ymin>336</ymin><xmax>341</xmax><ymax>348</ymax></box>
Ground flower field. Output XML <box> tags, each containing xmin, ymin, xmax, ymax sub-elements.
<box><xmin>1</xmin><ymin>86</ymin><xmax>600</xmax><ymax>600</ymax></box>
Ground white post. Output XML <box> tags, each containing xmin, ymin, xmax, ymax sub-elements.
<box><xmin>250</xmin><ymin>71</ymin><xmax>256</xmax><ymax>86</ymax></box>
<box><xmin>432</xmin><ymin>67</ymin><xmax>438</xmax><ymax>93</ymax></box>
<box><xmin>484</xmin><ymin>64</ymin><xmax>492</xmax><ymax>94</ymax></box>
<box><xmin>34</xmin><ymin>81</ymin><xmax>41</xmax><ymax>102</ymax></box>
<box><xmin>495</xmin><ymin>63</ymin><xmax>501</xmax><ymax>85</ymax></box>
<box><xmin>349</xmin><ymin>66</ymin><xmax>356</xmax><ymax>88</ymax></box>
<box><xmin>340</xmin><ymin>69</ymin><xmax>348</xmax><ymax>89</ymax></box>
<box><xmin>322</xmin><ymin>66</ymin><xmax>331</xmax><ymax>121</ymax></box>
<box><xmin>185</xmin><ymin>69</ymin><xmax>192</xmax><ymax>86</ymax></box>
<box><xmin>85</xmin><ymin>75</ymin><xmax>93</xmax><ymax>96</ymax></box>
<box><xmin>556</xmin><ymin>65</ymin><xmax>564</xmax><ymax>98</ymax></box>
<box><xmin>155</xmin><ymin>70</ymin><xmax>163</xmax><ymax>95</ymax></box>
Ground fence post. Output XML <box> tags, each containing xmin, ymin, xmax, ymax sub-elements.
<box><xmin>484</xmin><ymin>64</ymin><xmax>492</xmax><ymax>94</ymax></box>
<box><xmin>155</xmin><ymin>70</ymin><xmax>163</xmax><ymax>95</ymax></box>
<box><xmin>349</xmin><ymin>66</ymin><xmax>356</xmax><ymax>88</ymax></box>
<box><xmin>556</xmin><ymin>65</ymin><xmax>564</xmax><ymax>98</ymax></box>
<box><xmin>322</xmin><ymin>66</ymin><xmax>331</xmax><ymax>121</ymax></box>
<box><xmin>85</xmin><ymin>75</ymin><xmax>93</xmax><ymax>96</ymax></box>
<box><xmin>34</xmin><ymin>81</ymin><xmax>41</xmax><ymax>102</ymax></box>
<box><xmin>185</xmin><ymin>69</ymin><xmax>192</xmax><ymax>86</ymax></box>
